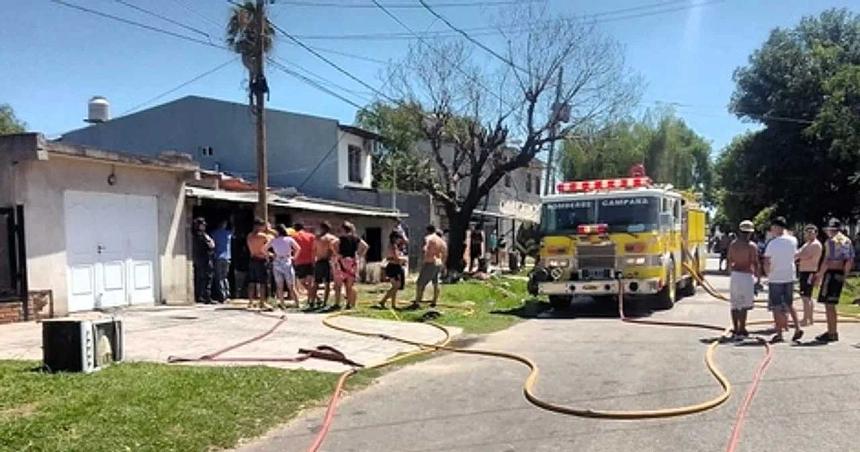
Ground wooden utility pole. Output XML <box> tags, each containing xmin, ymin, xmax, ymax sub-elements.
<box><xmin>544</xmin><ymin>67</ymin><xmax>564</xmax><ymax>196</ymax></box>
<box><xmin>254</xmin><ymin>0</ymin><xmax>268</xmax><ymax>221</ymax></box>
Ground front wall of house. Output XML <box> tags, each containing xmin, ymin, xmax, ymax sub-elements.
<box><xmin>14</xmin><ymin>157</ymin><xmax>188</xmax><ymax>315</ymax></box>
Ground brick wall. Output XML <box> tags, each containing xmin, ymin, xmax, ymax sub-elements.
<box><xmin>0</xmin><ymin>301</ymin><xmax>34</xmax><ymax>325</ymax></box>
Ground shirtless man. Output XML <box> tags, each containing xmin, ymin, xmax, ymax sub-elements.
<box><xmin>727</xmin><ymin>220</ymin><xmax>759</xmax><ymax>339</ymax></box>
<box><xmin>246</xmin><ymin>218</ymin><xmax>273</xmax><ymax>309</ymax></box>
<box><xmin>412</xmin><ymin>225</ymin><xmax>448</xmax><ymax>309</ymax></box>
<box><xmin>311</xmin><ymin>221</ymin><xmax>339</xmax><ymax>309</ymax></box>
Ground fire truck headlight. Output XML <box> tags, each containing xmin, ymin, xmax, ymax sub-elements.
<box><xmin>546</xmin><ymin>258</ymin><xmax>570</xmax><ymax>268</ymax></box>
<box><xmin>624</xmin><ymin>257</ymin><xmax>647</xmax><ymax>266</ymax></box>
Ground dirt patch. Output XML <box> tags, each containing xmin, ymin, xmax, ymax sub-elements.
<box><xmin>0</xmin><ymin>402</ymin><xmax>39</xmax><ymax>420</ymax></box>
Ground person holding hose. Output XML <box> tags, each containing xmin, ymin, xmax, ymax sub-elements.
<box><xmin>814</xmin><ymin>219</ymin><xmax>854</xmax><ymax>343</ymax></box>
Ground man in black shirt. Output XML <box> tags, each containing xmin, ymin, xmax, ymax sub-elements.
<box><xmin>192</xmin><ymin>217</ymin><xmax>215</xmax><ymax>304</ymax></box>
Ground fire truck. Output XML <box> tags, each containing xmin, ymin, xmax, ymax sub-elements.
<box><xmin>527</xmin><ymin>175</ymin><xmax>707</xmax><ymax>310</ymax></box>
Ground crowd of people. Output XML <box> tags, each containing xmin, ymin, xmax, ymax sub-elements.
<box><xmin>191</xmin><ymin>217</ymin><xmax>449</xmax><ymax>312</ymax></box>
<box><xmin>726</xmin><ymin>216</ymin><xmax>855</xmax><ymax>344</ymax></box>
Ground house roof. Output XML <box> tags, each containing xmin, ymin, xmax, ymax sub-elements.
<box><xmin>338</xmin><ymin>125</ymin><xmax>383</xmax><ymax>141</ymax></box>
<box><xmin>0</xmin><ymin>133</ymin><xmax>198</xmax><ymax>172</ymax></box>
<box><xmin>186</xmin><ymin>186</ymin><xmax>406</xmax><ymax>218</ymax></box>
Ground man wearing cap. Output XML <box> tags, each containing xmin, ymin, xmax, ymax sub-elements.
<box><xmin>726</xmin><ymin>220</ymin><xmax>759</xmax><ymax>339</ymax></box>
<box><xmin>795</xmin><ymin>225</ymin><xmax>822</xmax><ymax>326</ymax></box>
<box><xmin>814</xmin><ymin>219</ymin><xmax>855</xmax><ymax>342</ymax></box>
<box><xmin>763</xmin><ymin>216</ymin><xmax>803</xmax><ymax>343</ymax></box>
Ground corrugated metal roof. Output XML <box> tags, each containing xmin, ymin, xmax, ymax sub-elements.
<box><xmin>186</xmin><ymin>187</ymin><xmax>406</xmax><ymax>218</ymax></box>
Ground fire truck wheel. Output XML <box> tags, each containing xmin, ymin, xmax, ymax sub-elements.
<box><xmin>549</xmin><ymin>295</ymin><xmax>572</xmax><ymax>311</ymax></box>
<box><xmin>652</xmin><ymin>264</ymin><xmax>676</xmax><ymax>310</ymax></box>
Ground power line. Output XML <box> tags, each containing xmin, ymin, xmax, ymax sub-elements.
<box><xmin>51</xmin><ymin>0</ymin><xmax>226</xmax><ymax>50</ymax></box>
<box><xmin>270</xmin><ymin>57</ymin><xmax>374</xmax><ymax>102</ymax></box>
<box><xmin>417</xmin><ymin>0</ymin><xmax>526</xmax><ymax>74</ymax></box>
<box><xmin>113</xmin><ymin>0</ymin><xmax>212</xmax><ymax>39</ymax></box>
<box><xmin>268</xmin><ymin>21</ymin><xmax>400</xmax><ymax>104</ymax></box>
<box><xmin>171</xmin><ymin>0</ymin><xmax>223</xmax><ymax>30</ymax></box>
<box><xmin>120</xmin><ymin>58</ymin><xmax>238</xmax><ymax>116</ymax></box>
<box><xmin>276</xmin><ymin>0</ymin><xmax>539</xmax><ymax>8</ymax></box>
<box><xmin>290</xmin><ymin>0</ymin><xmax>724</xmax><ymax>41</ymax></box>
<box><xmin>370</xmin><ymin>0</ymin><xmax>511</xmax><ymax>108</ymax></box>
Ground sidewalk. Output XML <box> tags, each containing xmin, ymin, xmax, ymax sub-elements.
<box><xmin>0</xmin><ymin>304</ymin><xmax>457</xmax><ymax>373</ymax></box>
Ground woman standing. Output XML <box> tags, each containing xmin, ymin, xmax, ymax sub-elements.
<box><xmin>269</xmin><ymin>224</ymin><xmax>300</xmax><ymax>308</ymax></box>
<box><xmin>333</xmin><ymin>222</ymin><xmax>368</xmax><ymax>310</ymax></box>
<box><xmin>379</xmin><ymin>231</ymin><xmax>406</xmax><ymax>309</ymax></box>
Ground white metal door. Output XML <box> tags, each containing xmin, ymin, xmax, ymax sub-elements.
<box><xmin>64</xmin><ymin>192</ymin><xmax>158</xmax><ymax>311</ymax></box>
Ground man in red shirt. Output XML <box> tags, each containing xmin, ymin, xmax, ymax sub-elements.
<box><xmin>292</xmin><ymin>223</ymin><xmax>317</xmax><ymax>306</ymax></box>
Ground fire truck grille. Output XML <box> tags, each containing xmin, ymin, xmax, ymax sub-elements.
<box><xmin>576</xmin><ymin>244</ymin><xmax>616</xmax><ymax>269</ymax></box>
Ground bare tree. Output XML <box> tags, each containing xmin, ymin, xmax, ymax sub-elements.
<box><xmin>377</xmin><ymin>9</ymin><xmax>639</xmax><ymax>272</ymax></box>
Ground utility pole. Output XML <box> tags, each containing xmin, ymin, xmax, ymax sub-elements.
<box><xmin>544</xmin><ymin>67</ymin><xmax>565</xmax><ymax>196</ymax></box>
<box><xmin>254</xmin><ymin>0</ymin><xmax>268</xmax><ymax>221</ymax></box>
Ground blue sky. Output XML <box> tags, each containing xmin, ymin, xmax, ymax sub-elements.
<box><xmin>1</xmin><ymin>0</ymin><xmax>857</xmax><ymax>151</ymax></box>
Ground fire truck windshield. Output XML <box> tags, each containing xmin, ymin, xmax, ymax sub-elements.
<box><xmin>595</xmin><ymin>196</ymin><xmax>660</xmax><ymax>233</ymax></box>
<box><xmin>539</xmin><ymin>200</ymin><xmax>596</xmax><ymax>234</ymax></box>
<box><xmin>540</xmin><ymin>196</ymin><xmax>660</xmax><ymax>234</ymax></box>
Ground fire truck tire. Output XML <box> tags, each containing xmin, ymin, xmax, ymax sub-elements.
<box><xmin>652</xmin><ymin>264</ymin><xmax>676</xmax><ymax>310</ymax></box>
<box><xmin>678</xmin><ymin>277</ymin><xmax>697</xmax><ymax>298</ymax></box>
<box><xmin>549</xmin><ymin>295</ymin><xmax>572</xmax><ymax>311</ymax></box>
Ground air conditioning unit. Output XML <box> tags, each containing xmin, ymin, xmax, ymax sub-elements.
<box><xmin>42</xmin><ymin>318</ymin><xmax>124</xmax><ymax>373</ymax></box>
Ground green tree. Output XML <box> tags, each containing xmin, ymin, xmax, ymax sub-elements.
<box><xmin>560</xmin><ymin>110</ymin><xmax>715</xmax><ymax>204</ymax></box>
<box><xmin>356</xmin><ymin>101</ymin><xmax>429</xmax><ymax>191</ymax></box>
<box><xmin>0</xmin><ymin>104</ymin><xmax>26</xmax><ymax>135</ymax></box>
<box><xmin>721</xmin><ymin>8</ymin><xmax>860</xmax><ymax>226</ymax></box>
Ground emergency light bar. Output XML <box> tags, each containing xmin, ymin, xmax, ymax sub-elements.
<box><xmin>557</xmin><ymin>177</ymin><xmax>652</xmax><ymax>193</ymax></box>
<box><xmin>577</xmin><ymin>224</ymin><xmax>608</xmax><ymax>235</ymax></box>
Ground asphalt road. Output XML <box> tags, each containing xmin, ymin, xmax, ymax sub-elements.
<box><xmin>240</xmin><ymin>260</ymin><xmax>860</xmax><ymax>452</ymax></box>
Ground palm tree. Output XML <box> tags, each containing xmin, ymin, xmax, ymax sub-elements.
<box><xmin>226</xmin><ymin>1</ymin><xmax>274</xmax><ymax>219</ymax></box>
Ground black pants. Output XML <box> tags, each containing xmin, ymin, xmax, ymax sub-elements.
<box><xmin>194</xmin><ymin>260</ymin><xmax>213</xmax><ymax>304</ymax></box>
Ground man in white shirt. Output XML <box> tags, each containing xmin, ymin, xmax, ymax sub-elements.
<box><xmin>763</xmin><ymin>216</ymin><xmax>803</xmax><ymax>343</ymax></box>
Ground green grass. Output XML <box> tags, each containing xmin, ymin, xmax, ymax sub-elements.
<box><xmin>0</xmin><ymin>361</ymin><xmax>376</xmax><ymax>452</ymax></box>
<box><xmin>354</xmin><ymin>276</ymin><xmax>532</xmax><ymax>334</ymax></box>
<box><xmin>836</xmin><ymin>276</ymin><xmax>860</xmax><ymax>316</ymax></box>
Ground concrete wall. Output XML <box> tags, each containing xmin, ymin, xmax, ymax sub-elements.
<box><xmin>60</xmin><ymin>96</ymin><xmax>343</xmax><ymax>199</ymax></box>
<box><xmin>9</xmin><ymin>155</ymin><xmax>188</xmax><ymax>315</ymax></box>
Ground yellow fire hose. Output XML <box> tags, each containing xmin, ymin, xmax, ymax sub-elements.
<box><xmin>307</xmin><ymin>267</ymin><xmax>859</xmax><ymax>450</ymax></box>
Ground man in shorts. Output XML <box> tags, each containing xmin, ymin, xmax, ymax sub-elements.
<box><xmin>312</xmin><ymin>221</ymin><xmax>338</xmax><ymax>309</ymax></box>
<box><xmin>246</xmin><ymin>218</ymin><xmax>272</xmax><ymax>309</ymax></box>
<box><xmin>412</xmin><ymin>225</ymin><xmax>448</xmax><ymax>309</ymax></box>
<box><xmin>795</xmin><ymin>225</ymin><xmax>822</xmax><ymax>326</ymax></box>
<box><xmin>727</xmin><ymin>220</ymin><xmax>759</xmax><ymax>339</ymax></box>
<box><xmin>763</xmin><ymin>216</ymin><xmax>803</xmax><ymax>343</ymax></box>
<box><xmin>814</xmin><ymin>218</ymin><xmax>855</xmax><ymax>342</ymax></box>
<box><xmin>291</xmin><ymin>223</ymin><xmax>316</xmax><ymax>305</ymax></box>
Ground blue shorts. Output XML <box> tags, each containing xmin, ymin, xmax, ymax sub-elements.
<box><xmin>767</xmin><ymin>282</ymin><xmax>794</xmax><ymax>312</ymax></box>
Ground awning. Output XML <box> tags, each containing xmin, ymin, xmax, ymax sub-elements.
<box><xmin>186</xmin><ymin>186</ymin><xmax>406</xmax><ymax>219</ymax></box>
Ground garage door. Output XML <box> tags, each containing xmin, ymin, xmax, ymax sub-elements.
<box><xmin>64</xmin><ymin>191</ymin><xmax>158</xmax><ymax>312</ymax></box>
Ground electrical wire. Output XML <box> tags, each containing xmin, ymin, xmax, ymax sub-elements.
<box><xmin>277</xmin><ymin>0</ymin><xmax>539</xmax><ymax>8</ymax></box>
<box><xmin>113</xmin><ymin>0</ymin><xmax>212</xmax><ymax>40</ymax></box>
<box><xmin>268</xmin><ymin>21</ymin><xmax>400</xmax><ymax>104</ymax></box>
<box><xmin>51</xmin><ymin>0</ymin><xmax>226</xmax><ymax>50</ymax></box>
<box><xmin>416</xmin><ymin>0</ymin><xmax>527</xmax><ymax>74</ymax></box>
<box><xmin>291</xmin><ymin>0</ymin><xmax>725</xmax><ymax>41</ymax></box>
<box><xmin>120</xmin><ymin>58</ymin><xmax>238</xmax><ymax>116</ymax></box>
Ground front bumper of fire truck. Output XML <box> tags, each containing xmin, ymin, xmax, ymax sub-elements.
<box><xmin>535</xmin><ymin>278</ymin><xmax>663</xmax><ymax>296</ymax></box>
<box><xmin>528</xmin><ymin>259</ymin><xmax>665</xmax><ymax>297</ymax></box>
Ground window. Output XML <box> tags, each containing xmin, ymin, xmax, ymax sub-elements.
<box><xmin>534</xmin><ymin>176</ymin><xmax>541</xmax><ymax>194</ymax></box>
<box><xmin>504</xmin><ymin>173</ymin><xmax>511</xmax><ymax>187</ymax></box>
<box><xmin>199</xmin><ymin>146</ymin><xmax>214</xmax><ymax>157</ymax></box>
<box><xmin>347</xmin><ymin>145</ymin><xmax>363</xmax><ymax>183</ymax></box>
<box><xmin>525</xmin><ymin>173</ymin><xmax>532</xmax><ymax>193</ymax></box>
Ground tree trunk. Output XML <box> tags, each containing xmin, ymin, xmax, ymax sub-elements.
<box><xmin>445</xmin><ymin>213</ymin><xmax>469</xmax><ymax>274</ymax></box>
